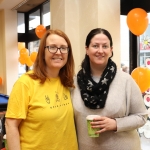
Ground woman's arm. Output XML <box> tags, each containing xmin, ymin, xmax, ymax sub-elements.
<box><xmin>91</xmin><ymin>75</ymin><xmax>148</xmax><ymax>133</ymax></box>
<box><xmin>5</xmin><ymin>118</ymin><xmax>22</xmax><ymax>150</ymax></box>
<box><xmin>115</xmin><ymin>76</ymin><xmax>148</xmax><ymax>132</ymax></box>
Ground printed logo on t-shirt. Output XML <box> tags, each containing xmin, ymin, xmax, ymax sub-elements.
<box><xmin>63</xmin><ymin>93</ymin><xmax>68</xmax><ymax>100</ymax></box>
<box><xmin>45</xmin><ymin>95</ymin><xmax>50</xmax><ymax>104</ymax></box>
<box><xmin>44</xmin><ymin>91</ymin><xmax>70</xmax><ymax>109</ymax></box>
<box><xmin>55</xmin><ymin>91</ymin><xmax>60</xmax><ymax>102</ymax></box>
<box><xmin>49</xmin><ymin>102</ymin><xmax>70</xmax><ymax>109</ymax></box>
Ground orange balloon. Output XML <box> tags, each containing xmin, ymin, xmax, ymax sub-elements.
<box><xmin>131</xmin><ymin>67</ymin><xmax>150</xmax><ymax>93</ymax></box>
<box><xmin>18</xmin><ymin>42</ymin><xmax>25</xmax><ymax>51</ymax></box>
<box><xmin>18</xmin><ymin>57</ymin><xmax>26</xmax><ymax>65</ymax></box>
<box><xmin>20</xmin><ymin>48</ymin><xmax>29</xmax><ymax>59</ymax></box>
<box><xmin>30</xmin><ymin>52</ymin><xmax>38</xmax><ymax>62</ymax></box>
<box><xmin>0</xmin><ymin>77</ymin><xmax>2</xmax><ymax>85</ymax></box>
<box><xmin>35</xmin><ymin>25</ymin><xmax>46</xmax><ymax>38</ymax></box>
<box><xmin>127</xmin><ymin>8</ymin><xmax>149</xmax><ymax>36</ymax></box>
<box><xmin>25</xmin><ymin>56</ymin><xmax>34</xmax><ymax>67</ymax></box>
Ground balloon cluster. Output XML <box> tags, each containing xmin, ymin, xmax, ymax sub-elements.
<box><xmin>18</xmin><ymin>24</ymin><xmax>46</xmax><ymax>66</ymax></box>
<box><xmin>18</xmin><ymin>42</ymin><xmax>38</xmax><ymax>67</ymax></box>
<box><xmin>127</xmin><ymin>8</ymin><xmax>149</xmax><ymax>36</ymax></box>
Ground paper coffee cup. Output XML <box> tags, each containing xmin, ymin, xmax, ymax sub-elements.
<box><xmin>3</xmin><ymin>134</ymin><xmax>8</xmax><ymax>150</ymax></box>
<box><xmin>86</xmin><ymin>115</ymin><xmax>100</xmax><ymax>137</ymax></box>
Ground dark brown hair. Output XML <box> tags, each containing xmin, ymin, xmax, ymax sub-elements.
<box><xmin>28</xmin><ymin>29</ymin><xmax>75</xmax><ymax>88</ymax></box>
<box><xmin>85</xmin><ymin>28</ymin><xmax>113</xmax><ymax>48</ymax></box>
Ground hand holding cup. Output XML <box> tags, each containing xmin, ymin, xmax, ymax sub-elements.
<box><xmin>86</xmin><ymin>115</ymin><xmax>100</xmax><ymax>137</ymax></box>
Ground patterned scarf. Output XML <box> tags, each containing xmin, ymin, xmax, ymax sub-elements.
<box><xmin>77</xmin><ymin>58</ymin><xmax>117</xmax><ymax>109</ymax></box>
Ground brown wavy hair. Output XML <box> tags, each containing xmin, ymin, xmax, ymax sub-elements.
<box><xmin>28</xmin><ymin>29</ymin><xmax>75</xmax><ymax>88</ymax></box>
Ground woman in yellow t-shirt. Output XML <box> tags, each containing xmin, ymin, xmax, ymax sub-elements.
<box><xmin>5</xmin><ymin>29</ymin><xmax>78</xmax><ymax>150</ymax></box>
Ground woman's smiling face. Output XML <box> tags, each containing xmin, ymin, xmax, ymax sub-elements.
<box><xmin>45</xmin><ymin>34</ymin><xmax>68</xmax><ymax>72</ymax></box>
<box><xmin>86</xmin><ymin>33</ymin><xmax>113</xmax><ymax>68</ymax></box>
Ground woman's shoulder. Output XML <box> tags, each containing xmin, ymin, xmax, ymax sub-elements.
<box><xmin>73</xmin><ymin>75</ymin><xmax>78</xmax><ymax>84</ymax></box>
<box><xmin>17</xmin><ymin>70</ymin><xmax>35</xmax><ymax>86</ymax></box>
<box><xmin>18</xmin><ymin>70</ymin><xmax>32</xmax><ymax>80</ymax></box>
<box><xmin>73</xmin><ymin>75</ymin><xmax>77</xmax><ymax>80</ymax></box>
<box><xmin>72</xmin><ymin>75</ymin><xmax>79</xmax><ymax>89</ymax></box>
<box><xmin>116</xmin><ymin>69</ymin><xmax>140</xmax><ymax>88</ymax></box>
<box><xmin>116</xmin><ymin>69</ymin><xmax>132</xmax><ymax>79</ymax></box>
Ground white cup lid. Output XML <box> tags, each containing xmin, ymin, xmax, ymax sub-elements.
<box><xmin>3</xmin><ymin>134</ymin><xmax>6</xmax><ymax>139</ymax></box>
<box><xmin>86</xmin><ymin>115</ymin><xmax>100</xmax><ymax>120</ymax></box>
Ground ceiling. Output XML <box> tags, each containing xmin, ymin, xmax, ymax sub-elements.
<box><xmin>0</xmin><ymin>0</ymin><xmax>47</xmax><ymax>12</ymax></box>
<box><xmin>0</xmin><ymin>0</ymin><xmax>150</xmax><ymax>14</ymax></box>
<box><xmin>0</xmin><ymin>0</ymin><xmax>22</xmax><ymax>10</ymax></box>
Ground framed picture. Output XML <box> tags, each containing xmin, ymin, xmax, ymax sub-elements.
<box><xmin>140</xmin><ymin>24</ymin><xmax>150</xmax><ymax>67</ymax></box>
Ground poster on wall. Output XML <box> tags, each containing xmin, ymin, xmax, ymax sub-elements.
<box><xmin>140</xmin><ymin>24</ymin><xmax>150</xmax><ymax>50</ymax></box>
<box><xmin>140</xmin><ymin>24</ymin><xmax>150</xmax><ymax>67</ymax></box>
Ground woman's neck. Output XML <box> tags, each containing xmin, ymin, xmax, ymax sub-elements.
<box><xmin>90</xmin><ymin>64</ymin><xmax>106</xmax><ymax>77</ymax></box>
<box><xmin>46</xmin><ymin>68</ymin><xmax>59</xmax><ymax>78</ymax></box>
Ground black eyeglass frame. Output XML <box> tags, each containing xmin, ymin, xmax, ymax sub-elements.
<box><xmin>45</xmin><ymin>46</ymin><xmax>69</xmax><ymax>54</ymax></box>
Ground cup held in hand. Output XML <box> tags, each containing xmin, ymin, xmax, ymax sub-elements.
<box><xmin>3</xmin><ymin>134</ymin><xmax>8</xmax><ymax>150</ymax></box>
<box><xmin>86</xmin><ymin>115</ymin><xmax>100</xmax><ymax>138</ymax></box>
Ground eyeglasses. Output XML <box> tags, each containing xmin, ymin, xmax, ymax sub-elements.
<box><xmin>45</xmin><ymin>46</ymin><xmax>69</xmax><ymax>54</ymax></box>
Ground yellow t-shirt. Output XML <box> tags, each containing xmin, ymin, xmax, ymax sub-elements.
<box><xmin>6</xmin><ymin>73</ymin><xmax>78</xmax><ymax>150</ymax></box>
